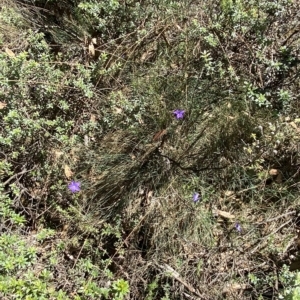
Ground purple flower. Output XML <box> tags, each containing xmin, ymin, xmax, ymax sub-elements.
<box><xmin>235</xmin><ymin>222</ymin><xmax>242</xmax><ymax>233</ymax></box>
<box><xmin>68</xmin><ymin>181</ymin><xmax>81</xmax><ymax>193</ymax></box>
<box><xmin>173</xmin><ymin>109</ymin><xmax>185</xmax><ymax>119</ymax></box>
<box><xmin>193</xmin><ymin>192</ymin><xmax>200</xmax><ymax>203</ymax></box>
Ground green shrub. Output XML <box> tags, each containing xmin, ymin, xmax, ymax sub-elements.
<box><xmin>279</xmin><ymin>266</ymin><xmax>300</xmax><ymax>299</ymax></box>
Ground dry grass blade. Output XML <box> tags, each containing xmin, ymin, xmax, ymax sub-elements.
<box><xmin>155</xmin><ymin>262</ymin><xmax>205</xmax><ymax>299</ymax></box>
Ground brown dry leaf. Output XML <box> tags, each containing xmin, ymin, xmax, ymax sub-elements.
<box><xmin>224</xmin><ymin>190</ymin><xmax>235</xmax><ymax>197</ymax></box>
<box><xmin>53</xmin><ymin>150</ymin><xmax>64</xmax><ymax>160</ymax></box>
<box><xmin>290</xmin><ymin>121</ymin><xmax>300</xmax><ymax>133</ymax></box>
<box><xmin>218</xmin><ymin>197</ymin><xmax>225</xmax><ymax>203</ymax></box>
<box><xmin>84</xmin><ymin>135</ymin><xmax>89</xmax><ymax>146</ymax></box>
<box><xmin>5</xmin><ymin>48</ymin><xmax>15</xmax><ymax>57</ymax></box>
<box><xmin>114</xmin><ymin>107</ymin><xmax>123</xmax><ymax>114</ymax></box>
<box><xmin>0</xmin><ymin>102</ymin><xmax>7</xmax><ymax>109</ymax></box>
<box><xmin>90</xmin><ymin>114</ymin><xmax>96</xmax><ymax>123</ymax></box>
<box><xmin>290</xmin><ymin>121</ymin><xmax>298</xmax><ymax>129</ymax></box>
<box><xmin>223</xmin><ymin>283</ymin><xmax>248</xmax><ymax>294</ymax></box>
<box><xmin>147</xmin><ymin>190</ymin><xmax>153</xmax><ymax>200</ymax></box>
<box><xmin>140</xmin><ymin>51</ymin><xmax>150</xmax><ymax>62</ymax></box>
<box><xmin>216</xmin><ymin>209</ymin><xmax>235</xmax><ymax>219</ymax></box>
<box><xmin>64</xmin><ymin>164</ymin><xmax>73</xmax><ymax>179</ymax></box>
<box><xmin>88</xmin><ymin>42</ymin><xmax>95</xmax><ymax>57</ymax></box>
<box><xmin>61</xmin><ymin>224</ymin><xmax>69</xmax><ymax>238</ymax></box>
<box><xmin>175</xmin><ymin>24</ymin><xmax>183</xmax><ymax>31</ymax></box>
<box><xmin>269</xmin><ymin>169</ymin><xmax>279</xmax><ymax>176</ymax></box>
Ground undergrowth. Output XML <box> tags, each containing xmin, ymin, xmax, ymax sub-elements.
<box><xmin>0</xmin><ymin>0</ymin><xmax>300</xmax><ymax>299</ymax></box>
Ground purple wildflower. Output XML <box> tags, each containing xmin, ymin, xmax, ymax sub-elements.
<box><xmin>193</xmin><ymin>192</ymin><xmax>200</xmax><ymax>203</ymax></box>
<box><xmin>68</xmin><ymin>181</ymin><xmax>81</xmax><ymax>193</ymax></box>
<box><xmin>173</xmin><ymin>109</ymin><xmax>185</xmax><ymax>119</ymax></box>
<box><xmin>235</xmin><ymin>222</ymin><xmax>242</xmax><ymax>233</ymax></box>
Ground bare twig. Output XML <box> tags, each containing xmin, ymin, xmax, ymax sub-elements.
<box><xmin>155</xmin><ymin>262</ymin><xmax>205</xmax><ymax>299</ymax></box>
<box><xmin>264</xmin><ymin>211</ymin><xmax>296</xmax><ymax>223</ymax></box>
<box><xmin>72</xmin><ymin>238</ymin><xmax>86</xmax><ymax>269</ymax></box>
<box><xmin>250</xmin><ymin>219</ymin><xmax>293</xmax><ymax>254</ymax></box>
<box><xmin>3</xmin><ymin>166</ymin><xmax>36</xmax><ymax>186</ymax></box>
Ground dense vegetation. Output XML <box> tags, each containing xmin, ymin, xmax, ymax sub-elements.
<box><xmin>0</xmin><ymin>0</ymin><xmax>300</xmax><ymax>299</ymax></box>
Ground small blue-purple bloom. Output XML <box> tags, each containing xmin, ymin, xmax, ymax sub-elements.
<box><xmin>68</xmin><ymin>181</ymin><xmax>81</xmax><ymax>193</ymax></box>
<box><xmin>173</xmin><ymin>109</ymin><xmax>185</xmax><ymax>119</ymax></box>
<box><xmin>193</xmin><ymin>192</ymin><xmax>200</xmax><ymax>203</ymax></box>
<box><xmin>235</xmin><ymin>222</ymin><xmax>242</xmax><ymax>233</ymax></box>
